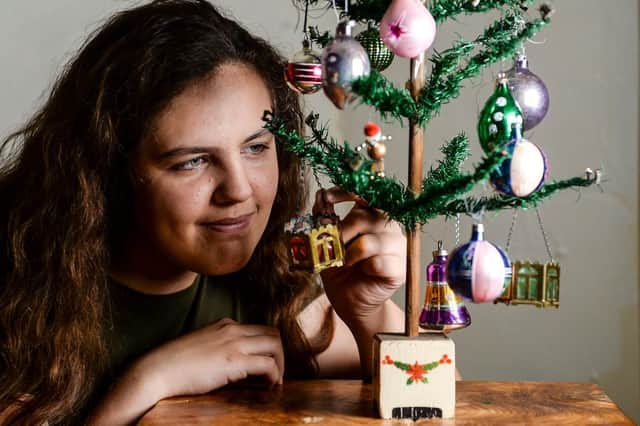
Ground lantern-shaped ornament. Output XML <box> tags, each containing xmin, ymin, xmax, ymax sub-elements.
<box><xmin>478</xmin><ymin>73</ymin><xmax>523</xmax><ymax>153</ymax></box>
<box><xmin>285</xmin><ymin>213</ymin><xmax>345</xmax><ymax>274</ymax></box>
<box><xmin>322</xmin><ymin>20</ymin><xmax>371</xmax><ymax>109</ymax></box>
<box><xmin>284</xmin><ymin>39</ymin><xmax>323</xmax><ymax>94</ymax></box>
<box><xmin>419</xmin><ymin>241</ymin><xmax>471</xmax><ymax>332</ymax></box>
<box><xmin>490</xmin><ymin>124</ymin><xmax>548</xmax><ymax>197</ymax></box>
<box><xmin>447</xmin><ymin>224</ymin><xmax>511</xmax><ymax>303</ymax></box>
<box><xmin>495</xmin><ymin>260</ymin><xmax>560</xmax><ymax>307</ymax></box>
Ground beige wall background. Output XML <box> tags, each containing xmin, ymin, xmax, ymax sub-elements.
<box><xmin>1</xmin><ymin>0</ymin><xmax>637</xmax><ymax>421</ymax></box>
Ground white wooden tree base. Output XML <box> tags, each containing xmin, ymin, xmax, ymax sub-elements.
<box><xmin>373</xmin><ymin>333</ymin><xmax>455</xmax><ymax>420</ymax></box>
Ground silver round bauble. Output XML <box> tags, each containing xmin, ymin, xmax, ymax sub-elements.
<box><xmin>322</xmin><ymin>20</ymin><xmax>371</xmax><ymax>109</ymax></box>
<box><xmin>506</xmin><ymin>55</ymin><xmax>550</xmax><ymax>130</ymax></box>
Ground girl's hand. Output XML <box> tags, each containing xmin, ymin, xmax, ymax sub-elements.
<box><xmin>314</xmin><ymin>188</ymin><xmax>406</xmax><ymax>329</ymax></box>
<box><xmin>89</xmin><ymin>318</ymin><xmax>283</xmax><ymax>425</ymax></box>
<box><xmin>144</xmin><ymin>318</ymin><xmax>284</xmax><ymax>396</ymax></box>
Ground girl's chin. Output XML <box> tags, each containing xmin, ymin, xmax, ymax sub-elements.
<box><xmin>193</xmin><ymin>250</ymin><xmax>254</xmax><ymax>276</ymax></box>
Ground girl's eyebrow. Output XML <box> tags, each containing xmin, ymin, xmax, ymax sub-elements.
<box><xmin>157</xmin><ymin>129</ymin><xmax>272</xmax><ymax>160</ymax></box>
<box><xmin>158</xmin><ymin>146</ymin><xmax>212</xmax><ymax>160</ymax></box>
<box><xmin>244</xmin><ymin>128</ymin><xmax>271</xmax><ymax>142</ymax></box>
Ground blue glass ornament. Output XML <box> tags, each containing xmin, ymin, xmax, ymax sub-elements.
<box><xmin>446</xmin><ymin>224</ymin><xmax>511</xmax><ymax>303</ymax></box>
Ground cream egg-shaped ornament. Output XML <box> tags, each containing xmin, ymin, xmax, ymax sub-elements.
<box><xmin>490</xmin><ymin>125</ymin><xmax>548</xmax><ymax>197</ymax></box>
<box><xmin>379</xmin><ymin>0</ymin><xmax>437</xmax><ymax>58</ymax></box>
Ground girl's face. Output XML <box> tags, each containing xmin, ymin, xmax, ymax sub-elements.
<box><xmin>129</xmin><ymin>62</ymin><xmax>278</xmax><ymax>277</ymax></box>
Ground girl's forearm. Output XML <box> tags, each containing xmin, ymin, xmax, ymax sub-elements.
<box><xmin>88</xmin><ymin>359</ymin><xmax>167</xmax><ymax>426</ymax></box>
<box><xmin>348</xmin><ymin>300</ymin><xmax>405</xmax><ymax>379</ymax></box>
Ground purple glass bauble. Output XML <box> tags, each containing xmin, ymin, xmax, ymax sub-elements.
<box><xmin>506</xmin><ymin>55</ymin><xmax>550</xmax><ymax>130</ymax></box>
<box><xmin>420</xmin><ymin>242</ymin><xmax>471</xmax><ymax>332</ymax></box>
<box><xmin>446</xmin><ymin>224</ymin><xmax>511</xmax><ymax>303</ymax></box>
<box><xmin>490</xmin><ymin>125</ymin><xmax>548</xmax><ymax>197</ymax></box>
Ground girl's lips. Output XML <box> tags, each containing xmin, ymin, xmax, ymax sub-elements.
<box><xmin>202</xmin><ymin>213</ymin><xmax>255</xmax><ymax>234</ymax></box>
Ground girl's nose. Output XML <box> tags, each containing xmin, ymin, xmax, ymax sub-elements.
<box><xmin>211</xmin><ymin>158</ymin><xmax>253</xmax><ymax>205</ymax></box>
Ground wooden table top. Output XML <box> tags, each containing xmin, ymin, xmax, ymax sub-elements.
<box><xmin>139</xmin><ymin>380</ymin><xmax>634</xmax><ymax>425</ymax></box>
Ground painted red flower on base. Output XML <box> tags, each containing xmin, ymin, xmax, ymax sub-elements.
<box><xmin>383</xmin><ymin>354</ymin><xmax>454</xmax><ymax>385</ymax></box>
<box><xmin>406</xmin><ymin>361</ymin><xmax>427</xmax><ymax>384</ymax></box>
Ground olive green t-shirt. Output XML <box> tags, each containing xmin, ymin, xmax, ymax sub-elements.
<box><xmin>104</xmin><ymin>273</ymin><xmax>261</xmax><ymax>376</ymax></box>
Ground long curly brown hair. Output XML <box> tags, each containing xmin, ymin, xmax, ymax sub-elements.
<box><xmin>0</xmin><ymin>1</ymin><xmax>330</xmax><ymax>423</ymax></box>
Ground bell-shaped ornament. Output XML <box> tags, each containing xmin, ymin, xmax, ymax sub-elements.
<box><xmin>419</xmin><ymin>241</ymin><xmax>471</xmax><ymax>332</ymax></box>
<box><xmin>322</xmin><ymin>20</ymin><xmax>371</xmax><ymax>109</ymax></box>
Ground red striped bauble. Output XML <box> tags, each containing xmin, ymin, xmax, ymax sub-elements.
<box><xmin>284</xmin><ymin>45</ymin><xmax>323</xmax><ymax>95</ymax></box>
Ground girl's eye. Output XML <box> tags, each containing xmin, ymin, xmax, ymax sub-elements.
<box><xmin>243</xmin><ymin>143</ymin><xmax>270</xmax><ymax>155</ymax></box>
<box><xmin>172</xmin><ymin>156</ymin><xmax>208</xmax><ymax>171</ymax></box>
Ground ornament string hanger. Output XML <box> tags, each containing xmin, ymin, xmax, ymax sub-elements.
<box><xmin>513</xmin><ymin>11</ymin><xmax>527</xmax><ymax>60</ymax></box>
<box><xmin>330</xmin><ymin>0</ymin><xmax>348</xmax><ymax>22</ymax></box>
<box><xmin>535</xmin><ymin>206</ymin><xmax>555</xmax><ymax>262</ymax></box>
<box><xmin>303</xmin><ymin>0</ymin><xmax>310</xmax><ymax>42</ymax></box>
<box><xmin>464</xmin><ymin>197</ymin><xmax>486</xmax><ymax>225</ymax></box>
<box><xmin>504</xmin><ymin>207</ymin><xmax>555</xmax><ymax>263</ymax></box>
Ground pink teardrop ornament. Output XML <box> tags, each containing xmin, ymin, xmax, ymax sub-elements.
<box><xmin>379</xmin><ymin>0</ymin><xmax>437</xmax><ymax>58</ymax></box>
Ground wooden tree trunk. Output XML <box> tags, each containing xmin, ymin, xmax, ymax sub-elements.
<box><xmin>405</xmin><ymin>54</ymin><xmax>427</xmax><ymax>337</ymax></box>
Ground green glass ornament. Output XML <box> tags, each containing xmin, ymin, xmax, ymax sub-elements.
<box><xmin>355</xmin><ymin>25</ymin><xmax>394</xmax><ymax>72</ymax></box>
<box><xmin>477</xmin><ymin>73</ymin><xmax>524</xmax><ymax>153</ymax></box>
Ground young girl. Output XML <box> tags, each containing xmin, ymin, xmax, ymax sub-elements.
<box><xmin>0</xmin><ymin>0</ymin><xmax>406</xmax><ymax>424</ymax></box>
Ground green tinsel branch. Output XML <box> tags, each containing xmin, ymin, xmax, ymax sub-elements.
<box><xmin>442</xmin><ymin>176</ymin><xmax>595</xmax><ymax>216</ymax></box>
<box><xmin>308</xmin><ymin>26</ymin><xmax>333</xmax><ymax>48</ymax></box>
<box><xmin>336</xmin><ymin>0</ymin><xmax>389</xmax><ymax>23</ymax></box>
<box><xmin>264</xmin><ymin>112</ymin><xmax>412</xmax><ymax>219</ymax></box>
<box><xmin>418</xmin><ymin>13</ymin><xmax>550</xmax><ymax>124</ymax></box>
<box><xmin>322</xmin><ymin>0</ymin><xmax>535</xmax><ymax>25</ymax></box>
<box><xmin>351</xmin><ymin>70</ymin><xmax>416</xmax><ymax>123</ymax></box>
<box><xmin>264</xmin><ymin>111</ymin><xmax>597</xmax><ymax>230</ymax></box>
<box><xmin>396</xmin><ymin>146</ymin><xmax>508</xmax><ymax>227</ymax></box>
<box><xmin>423</xmin><ymin>132</ymin><xmax>470</xmax><ymax>192</ymax></box>
<box><xmin>350</xmin><ymin>12</ymin><xmax>549</xmax><ymax>126</ymax></box>
<box><xmin>429</xmin><ymin>0</ymin><xmax>535</xmax><ymax>24</ymax></box>
<box><xmin>309</xmin><ymin>0</ymin><xmax>538</xmax><ymax>47</ymax></box>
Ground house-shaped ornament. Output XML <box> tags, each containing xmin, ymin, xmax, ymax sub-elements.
<box><xmin>285</xmin><ymin>213</ymin><xmax>345</xmax><ymax>273</ymax></box>
<box><xmin>494</xmin><ymin>260</ymin><xmax>560</xmax><ymax>307</ymax></box>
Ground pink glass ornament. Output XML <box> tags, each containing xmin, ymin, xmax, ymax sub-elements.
<box><xmin>447</xmin><ymin>224</ymin><xmax>511</xmax><ymax>303</ymax></box>
<box><xmin>379</xmin><ymin>0</ymin><xmax>437</xmax><ymax>58</ymax></box>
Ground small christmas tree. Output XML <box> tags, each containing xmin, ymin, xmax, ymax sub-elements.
<box><xmin>265</xmin><ymin>0</ymin><xmax>598</xmax><ymax>419</ymax></box>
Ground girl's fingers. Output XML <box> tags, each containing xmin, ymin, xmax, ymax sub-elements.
<box><xmin>215</xmin><ymin>320</ymin><xmax>280</xmax><ymax>338</ymax></box>
<box><xmin>237</xmin><ymin>335</ymin><xmax>285</xmax><ymax>382</ymax></box>
<box><xmin>321</xmin><ymin>187</ymin><xmax>368</xmax><ymax>206</ymax></box>
<box><xmin>340</xmin><ymin>208</ymin><xmax>399</xmax><ymax>245</ymax></box>
<box><xmin>344</xmin><ymin>233</ymin><xmax>406</xmax><ymax>267</ymax></box>
<box><xmin>311</xmin><ymin>187</ymin><xmax>367</xmax><ymax>216</ymax></box>
<box><xmin>232</xmin><ymin>354</ymin><xmax>282</xmax><ymax>385</ymax></box>
<box><xmin>359</xmin><ymin>254</ymin><xmax>406</xmax><ymax>281</ymax></box>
